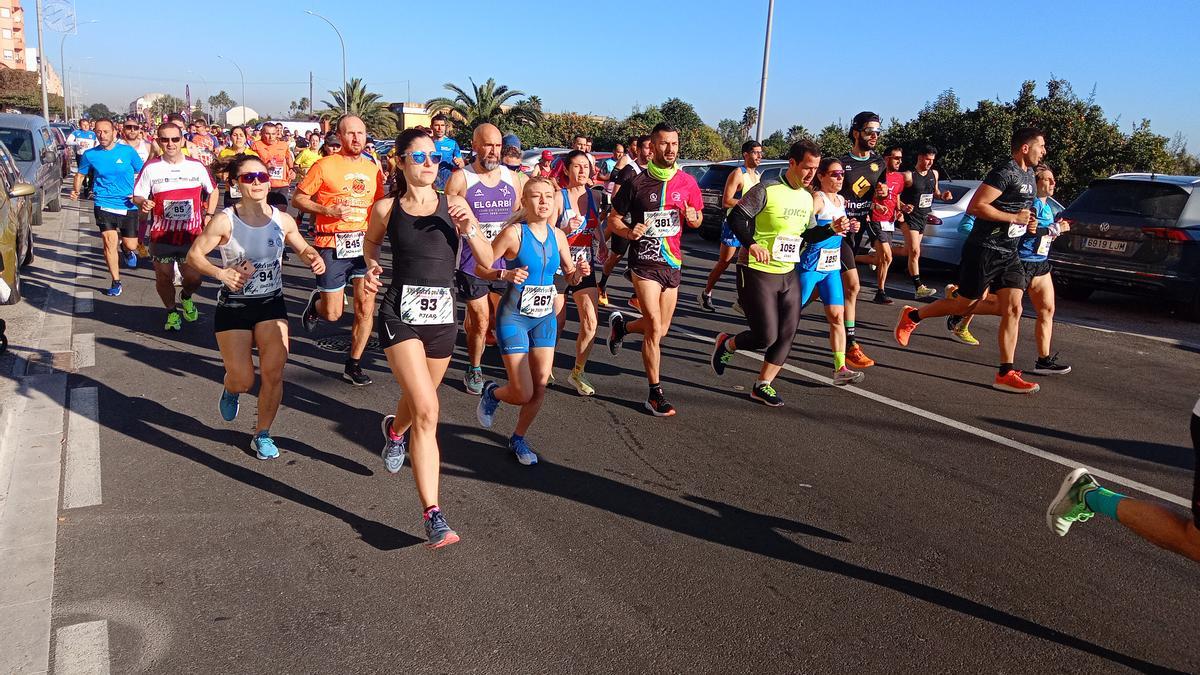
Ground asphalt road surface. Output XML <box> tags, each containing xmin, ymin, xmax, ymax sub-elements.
<box><xmin>5</xmin><ymin>201</ymin><xmax>1198</xmax><ymax>673</ymax></box>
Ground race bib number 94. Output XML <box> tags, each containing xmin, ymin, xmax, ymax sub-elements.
<box><xmin>519</xmin><ymin>284</ymin><xmax>556</xmax><ymax>318</ymax></box>
<box><xmin>400</xmin><ymin>285</ymin><xmax>454</xmax><ymax>325</ymax></box>
<box><xmin>643</xmin><ymin>209</ymin><xmax>680</xmax><ymax>238</ymax></box>
<box><xmin>243</xmin><ymin>259</ymin><xmax>282</xmax><ymax>296</ymax></box>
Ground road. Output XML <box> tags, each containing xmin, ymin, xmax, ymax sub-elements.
<box><xmin>2</xmin><ymin>199</ymin><xmax>1197</xmax><ymax>674</ymax></box>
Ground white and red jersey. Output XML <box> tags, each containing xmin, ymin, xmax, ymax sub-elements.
<box><xmin>133</xmin><ymin>156</ymin><xmax>214</xmax><ymax>246</ymax></box>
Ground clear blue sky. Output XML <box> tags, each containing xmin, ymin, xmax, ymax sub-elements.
<box><xmin>44</xmin><ymin>0</ymin><xmax>1200</xmax><ymax>149</ymax></box>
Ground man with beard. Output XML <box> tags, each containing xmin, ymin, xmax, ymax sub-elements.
<box><xmin>446</xmin><ymin>123</ymin><xmax>526</xmax><ymax>395</ymax></box>
<box><xmin>837</xmin><ymin>111</ymin><xmax>887</xmax><ymax>368</ymax></box>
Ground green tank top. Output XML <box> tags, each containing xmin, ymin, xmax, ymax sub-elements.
<box><xmin>726</xmin><ymin>166</ymin><xmax>761</xmax><ymax>217</ymax></box>
<box><xmin>748</xmin><ymin>177</ymin><xmax>814</xmax><ymax>274</ymax></box>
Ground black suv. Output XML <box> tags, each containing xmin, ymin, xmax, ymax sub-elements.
<box><xmin>697</xmin><ymin>161</ymin><xmax>787</xmax><ymax>240</ymax></box>
<box><xmin>1051</xmin><ymin>174</ymin><xmax>1200</xmax><ymax>319</ymax></box>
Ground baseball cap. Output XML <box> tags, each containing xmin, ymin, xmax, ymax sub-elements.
<box><xmin>502</xmin><ymin>133</ymin><xmax>521</xmax><ymax>151</ymax></box>
<box><xmin>540</xmin><ymin>150</ymin><xmax>554</xmax><ymax>160</ymax></box>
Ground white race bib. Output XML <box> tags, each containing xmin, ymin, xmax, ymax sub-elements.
<box><xmin>879</xmin><ymin>220</ymin><xmax>895</xmax><ymax>232</ymax></box>
<box><xmin>816</xmin><ymin>246</ymin><xmax>841</xmax><ymax>272</ymax></box>
<box><xmin>479</xmin><ymin>221</ymin><xmax>505</xmax><ymax>241</ymax></box>
<box><xmin>771</xmin><ymin>234</ymin><xmax>802</xmax><ymax>263</ymax></box>
<box><xmin>519</xmin><ymin>284</ymin><xmax>556</xmax><ymax>318</ymax></box>
<box><xmin>334</xmin><ymin>231</ymin><xmax>365</xmax><ymax>259</ymax></box>
<box><xmin>643</xmin><ymin>209</ymin><xmax>680</xmax><ymax>238</ymax></box>
<box><xmin>1008</xmin><ymin>222</ymin><xmax>1027</xmax><ymax>238</ymax></box>
<box><xmin>228</xmin><ymin>182</ymin><xmax>242</xmax><ymax>199</ymax></box>
<box><xmin>399</xmin><ymin>285</ymin><xmax>454</xmax><ymax>325</ymax></box>
<box><xmin>242</xmin><ymin>259</ymin><xmax>282</xmax><ymax>296</ymax></box>
<box><xmin>163</xmin><ymin>199</ymin><xmax>194</xmax><ymax>221</ymax></box>
<box><xmin>1036</xmin><ymin>235</ymin><xmax>1052</xmax><ymax>257</ymax></box>
<box><xmin>918</xmin><ymin>193</ymin><xmax>933</xmax><ymax>208</ymax></box>
<box><xmin>268</xmin><ymin>165</ymin><xmax>285</xmax><ymax>181</ymax></box>
<box><xmin>570</xmin><ymin>245</ymin><xmax>591</xmax><ymax>263</ymax></box>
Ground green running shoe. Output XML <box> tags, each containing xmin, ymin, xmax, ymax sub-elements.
<box><xmin>164</xmin><ymin>311</ymin><xmax>182</xmax><ymax>331</ymax></box>
<box><xmin>181</xmin><ymin>297</ymin><xmax>200</xmax><ymax>322</ymax></box>
<box><xmin>1046</xmin><ymin>467</ymin><xmax>1100</xmax><ymax>537</ymax></box>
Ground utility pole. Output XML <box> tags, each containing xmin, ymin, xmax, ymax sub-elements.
<box><xmin>754</xmin><ymin>0</ymin><xmax>774</xmax><ymax>142</ymax></box>
<box><xmin>35</xmin><ymin>0</ymin><xmax>50</xmax><ymax>120</ymax></box>
<box><xmin>309</xmin><ymin>71</ymin><xmax>314</xmax><ymax>117</ymax></box>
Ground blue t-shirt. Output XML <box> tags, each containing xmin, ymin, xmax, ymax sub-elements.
<box><xmin>432</xmin><ymin>136</ymin><xmax>461</xmax><ymax>167</ymax></box>
<box><xmin>1017</xmin><ymin>198</ymin><xmax>1055</xmax><ymax>262</ymax></box>
<box><xmin>599</xmin><ymin>158</ymin><xmax>616</xmax><ymax>175</ymax></box>
<box><xmin>77</xmin><ymin>143</ymin><xmax>144</xmax><ymax>211</ymax></box>
<box><xmin>69</xmin><ymin>129</ymin><xmax>98</xmax><ymax>153</ymax></box>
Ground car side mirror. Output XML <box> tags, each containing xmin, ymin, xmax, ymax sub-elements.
<box><xmin>10</xmin><ymin>182</ymin><xmax>35</xmax><ymax>198</ymax></box>
<box><xmin>42</xmin><ymin>147</ymin><xmax>56</xmax><ymax>164</ymax></box>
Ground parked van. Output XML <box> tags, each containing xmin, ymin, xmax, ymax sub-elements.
<box><xmin>0</xmin><ymin>113</ymin><xmax>64</xmax><ymax>226</ymax></box>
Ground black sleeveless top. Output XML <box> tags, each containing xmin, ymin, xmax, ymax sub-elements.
<box><xmin>901</xmin><ymin>169</ymin><xmax>937</xmax><ymax>225</ymax></box>
<box><xmin>383</xmin><ymin>194</ymin><xmax>460</xmax><ymax>305</ymax></box>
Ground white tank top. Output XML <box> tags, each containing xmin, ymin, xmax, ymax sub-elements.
<box><xmin>217</xmin><ymin>206</ymin><xmax>286</xmax><ymax>300</ymax></box>
<box><xmin>815</xmin><ymin>191</ymin><xmax>846</xmax><ymax>224</ymax></box>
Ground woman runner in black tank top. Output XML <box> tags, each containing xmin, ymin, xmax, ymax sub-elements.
<box><xmin>362</xmin><ymin>128</ymin><xmax>492</xmax><ymax>549</ymax></box>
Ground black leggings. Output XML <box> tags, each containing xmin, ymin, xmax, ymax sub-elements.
<box><xmin>1191</xmin><ymin>410</ymin><xmax>1198</xmax><ymax>527</ymax></box>
<box><xmin>734</xmin><ymin>265</ymin><xmax>801</xmax><ymax>366</ymax></box>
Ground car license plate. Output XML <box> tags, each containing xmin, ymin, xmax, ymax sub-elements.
<box><xmin>1083</xmin><ymin>237</ymin><xmax>1127</xmax><ymax>253</ymax></box>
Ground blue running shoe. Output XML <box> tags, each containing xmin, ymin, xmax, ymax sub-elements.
<box><xmin>251</xmin><ymin>432</ymin><xmax>279</xmax><ymax>460</ymax></box>
<box><xmin>476</xmin><ymin>381</ymin><xmax>500</xmax><ymax>428</ymax></box>
<box><xmin>124</xmin><ymin>250</ymin><xmax>137</xmax><ymax>269</ymax></box>
<box><xmin>219</xmin><ymin>389</ymin><xmax>239</xmax><ymax>421</ymax></box>
<box><xmin>423</xmin><ymin>508</ymin><xmax>460</xmax><ymax>549</ymax></box>
<box><xmin>101</xmin><ymin>281</ymin><xmax>122</xmax><ymax>297</ymax></box>
<box><xmin>380</xmin><ymin>414</ymin><xmax>406</xmax><ymax>474</ymax></box>
<box><xmin>509</xmin><ymin>435</ymin><xmax>538</xmax><ymax>466</ymax></box>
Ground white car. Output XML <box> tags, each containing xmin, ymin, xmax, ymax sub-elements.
<box><xmin>918</xmin><ymin>180</ymin><xmax>1064</xmax><ymax>267</ymax></box>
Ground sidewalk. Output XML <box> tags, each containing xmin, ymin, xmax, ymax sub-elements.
<box><xmin>0</xmin><ymin>200</ymin><xmax>103</xmax><ymax>674</ymax></box>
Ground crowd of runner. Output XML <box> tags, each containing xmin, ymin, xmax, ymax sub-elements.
<box><xmin>67</xmin><ymin>109</ymin><xmax>1198</xmax><ymax>560</ymax></box>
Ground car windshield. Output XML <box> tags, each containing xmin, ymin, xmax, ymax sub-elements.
<box><xmin>1069</xmin><ymin>181</ymin><xmax>1190</xmax><ymax>222</ymax></box>
<box><xmin>935</xmin><ymin>184</ymin><xmax>973</xmax><ymax>204</ymax></box>
<box><xmin>0</xmin><ymin>128</ymin><xmax>35</xmax><ymax>162</ymax></box>
<box><xmin>697</xmin><ymin>165</ymin><xmax>733</xmax><ymax>190</ymax></box>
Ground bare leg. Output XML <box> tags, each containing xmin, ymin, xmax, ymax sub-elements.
<box><xmin>995</xmin><ymin>287</ymin><xmax>1024</xmax><ymax>363</ymax></box>
<box><xmin>316</xmin><ymin>288</ymin><xmax>347</xmax><ymax>322</ymax></box>
<box><xmin>252</xmin><ymin>319</ymin><xmax>289</xmax><ymax>434</ymax></box>
<box><xmin>464</xmin><ymin>295</ymin><xmax>489</xmax><ymax>368</ymax></box>
<box><xmin>703</xmin><ymin>244</ymin><xmax>738</xmax><ymax>295</ymax></box>
<box><xmin>513</xmin><ymin>347</ymin><xmax>554</xmax><ymax>436</ymax></box>
<box><xmin>153</xmin><ymin>262</ymin><xmax>177</xmax><ymax>308</ymax></box>
<box><xmin>1114</xmin><ymin>499</ymin><xmax>1200</xmax><ymax>562</ymax></box>
<box><xmin>841</xmin><ymin>268</ymin><xmax>860</xmax><ymax>335</ymax></box>
<box><xmin>875</xmin><ymin>241</ymin><xmax>893</xmax><ymax>294</ymax></box>
<box><xmin>215</xmin><ymin>330</ymin><xmax>255</xmax><ymax>395</ymax></box>
<box><xmin>348</xmin><ymin>277</ymin><xmax>377</xmax><ymax>361</ymax></box>
<box><xmin>383</xmin><ymin>340</ymin><xmax>452</xmax><ymax>510</ymax></box>
<box><xmin>178</xmin><ymin>262</ymin><xmax>203</xmax><ymax>298</ymax></box>
<box><xmin>572</xmin><ymin>287</ymin><xmax>599</xmax><ymax>369</ymax></box>
<box><xmin>101</xmin><ymin>230</ymin><xmax>120</xmax><ymax>282</ymax></box>
<box><xmin>1028</xmin><ymin>273</ymin><xmax>1055</xmax><ymax>358</ymax></box>
<box><xmin>624</xmin><ymin>276</ymin><xmax>677</xmax><ymax>385</ymax></box>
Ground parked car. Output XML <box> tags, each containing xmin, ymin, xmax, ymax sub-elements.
<box><xmin>0</xmin><ymin>114</ymin><xmax>64</xmax><ymax>226</ymax></box>
<box><xmin>1050</xmin><ymin>173</ymin><xmax>1200</xmax><ymax>319</ymax></box>
<box><xmin>521</xmin><ymin>147</ymin><xmax>569</xmax><ymax>172</ymax></box>
<box><xmin>916</xmin><ymin>179</ymin><xmax>1064</xmax><ymax>267</ymax></box>
<box><xmin>0</xmin><ymin>138</ymin><xmax>38</xmax><ymax>304</ymax></box>
<box><xmin>48</xmin><ymin>125</ymin><xmax>71</xmax><ymax>178</ymax></box>
<box><xmin>697</xmin><ymin>160</ymin><xmax>788</xmax><ymax>240</ymax></box>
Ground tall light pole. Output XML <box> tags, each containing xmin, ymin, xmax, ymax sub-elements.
<box><xmin>217</xmin><ymin>55</ymin><xmax>245</xmax><ymax>122</ymax></box>
<box><xmin>305</xmin><ymin>10</ymin><xmax>347</xmax><ymax>113</ymax></box>
<box><xmin>61</xmin><ymin>20</ymin><xmax>99</xmax><ymax>122</ymax></box>
<box><xmin>754</xmin><ymin>0</ymin><xmax>774</xmax><ymax>142</ymax></box>
<box><xmin>34</xmin><ymin>0</ymin><xmax>50</xmax><ymax>120</ymax></box>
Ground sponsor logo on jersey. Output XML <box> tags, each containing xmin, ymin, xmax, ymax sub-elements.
<box><xmin>852</xmin><ymin>176</ymin><xmax>872</xmax><ymax>197</ymax></box>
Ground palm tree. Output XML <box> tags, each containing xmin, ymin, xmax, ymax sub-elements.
<box><xmin>426</xmin><ymin>78</ymin><xmax>542</xmax><ymax>130</ymax></box>
<box><xmin>321</xmin><ymin>78</ymin><xmax>397</xmax><ymax>136</ymax></box>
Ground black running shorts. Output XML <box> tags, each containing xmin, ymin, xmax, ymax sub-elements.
<box><xmin>957</xmin><ymin>243</ymin><xmax>1025</xmax><ymax>300</ymax></box>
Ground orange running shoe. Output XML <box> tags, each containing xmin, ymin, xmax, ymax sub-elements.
<box><xmin>895</xmin><ymin>305</ymin><xmax>919</xmax><ymax>347</ymax></box>
<box><xmin>846</xmin><ymin>344</ymin><xmax>875</xmax><ymax>368</ymax></box>
<box><xmin>598</xmin><ymin>291</ymin><xmax>610</xmax><ymax>307</ymax></box>
<box><xmin>993</xmin><ymin>370</ymin><xmax>1041</xmax><ymax>394</ymax></box>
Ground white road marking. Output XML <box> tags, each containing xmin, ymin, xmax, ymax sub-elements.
<box><xmin>63</xmin><ymin>387</ymin><xmax>102</xmax><ymax>509</ymax></box>
<box><xmin>71</xmin><ymin>333</ymin><xmax>95</xmax><ymax>370</ymax></box>
<box><xmin>1073</xmin><ymin>321</ymin><xmax>1200</xmax><ymax>352</ymax></box>
<box><xmin>53</xmin><ymin>620</ymin><xmax>110</xmax><ymax>675</ymax></box>
<box><xmin>676</xmin><ymin>328</ymin><xmax>1191</xmax><ymax>508</ymax></box>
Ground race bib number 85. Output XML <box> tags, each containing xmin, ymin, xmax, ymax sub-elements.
<box><xmin>163</xmin><ymin>199</ymin><xmax>194</xmax><ymax>221</ymax></box>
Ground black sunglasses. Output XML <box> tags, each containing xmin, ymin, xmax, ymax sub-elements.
<box><xmin>238</xmin><ymin>172</ymin><xmax>271</xmax><ymax>185</ymax></box>
<box><xmin>157</xmin><ymin>136</ymin><xmax>183</xmax><ymax>143</ymax></box>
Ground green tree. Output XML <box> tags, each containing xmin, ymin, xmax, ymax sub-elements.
<box><xmin>83</xmin><ymin>103</ymin><xmax>113</xmax><ymax>119</ymax></box>
<box><xmin>149</xmin><ymin>94</ymin><xmax>186</xmax><ymax>119</ymax></box>
<box><xmin>816</xmin><ymin>123</ymin><xmax>851</xmax><ymax>158</ymax></box>
<box><xmin>739</xmin><ymin>107</ymin><xmax>758</xmax><ymax>139</ymax></box>
<box><xmin>786</xmin><ymin>125</ymin><xmax>812</xmax><ymax>144</ymax></box>
<box><xmin>426</xmin><ymin>77</ymin><xmax>542</xmax><ymax>137</ymax></box>
<box><xmin>717</xmin><ymin>118</ymin><xmax>743</xmax><ymax>156</ymax></box>
<box><xmin>761</xmin><ymin>130</ymin><xmax>788</xmax><ymax>159</ymax></box>
<box><xmin>321</xmin><ymin>78</ymin><xmax>398</xmax><ymax>137</ymax></box>
<box><xmin>207</xmin><ymin>90</ymin><xmax>236</xmax><ymax>112</ymax></box>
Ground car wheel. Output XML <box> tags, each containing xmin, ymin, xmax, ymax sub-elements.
<box><xmin>31</xmin><ymin>192</ymin><xmax>43</xmax><ymax>227</ymax></box>
<box><xmin>19</xmin><ymin>225</ymin><xmax>33</xmax><ymax>268</ymax></box>
<box><xmin>47</xmin><ymin>189</ymin><xmax>62</xmax><ymax>212</ymax></box>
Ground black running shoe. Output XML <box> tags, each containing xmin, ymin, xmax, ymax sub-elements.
<box><xmin>1032</xmin><ymin>353</ymin><xmax>1072</xmax><ymax>375</ymax></box>
<box><xmin>302</xmin><ymin>290</ymin><xmax>321</xmax><ymax>333</ymax></box>
<box><xmin>343</xmin><ymin>362</ymin><xmax>373</xmax><ymax>386</ymax></box>
<box><xmin>873</xmin><ymin>291</ymin><xmax>894</xmax><ymax>305</ymax></box>
<box><xmin>711</xmin><ymin>332</ymin><xmax>733</xmax><ymax>376</ymax></box>
<box><xmin>608</xmin><ymin>311</ymin><xmax>627</xmax><ymax>356</ymax></box>
<box><xmin>644</xmin><ymin>390</ymin><xmax>676</xmax><ymax>417</ymax></box>
<box><xmin>750</xmin><ymin>382</ymin><xmax>784</xmax><ymax>407</ymax></box>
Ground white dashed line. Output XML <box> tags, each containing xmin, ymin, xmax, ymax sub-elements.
<box><xmin>63</xmin><ymin>387</ymin><xmax>102</xmax><ymax>509</ymax></box>
<box><xmin>54</xmin><ymin>620</ymin><xmax>111</xmax><ymax>675</ymax></box>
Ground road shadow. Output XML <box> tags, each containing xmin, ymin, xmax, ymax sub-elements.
<box><xmin>982</xmin><ymin>417</ymin><xmax>1196</xmax><ymax>471</ymax></box>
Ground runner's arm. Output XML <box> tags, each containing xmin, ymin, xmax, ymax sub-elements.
<box><xmin>279</xmin><ymin>211</ymin><xmax>324</xmax><ymax>275</ymax></box>
<box><xmin>185</xmin><ymin>213</ymin><xmax>240</xmax><ymax>285</ymax></box>
<box><xmin>726</xmin><ymin>183</ymin><xmax>767</xmax><ymax>247</ymax></box>
<box><xmin>721</xmin><ymin>168</ymin><xmax>742</xmax><ymax>208</ymax></box>
<box><xmin>965</xmin><ymin>183</ymin><xmax>1017</xmax><ymax>223</ymax></box>
<box><xmin>449</xmin><ymin>194</ymin><xmax>493</xmax><ymax>270</ymax></box>
<box><xmin>606</xmin><ymin>183</ymin><xmax>642</xmax><ymax>240</ymax></box>
<box><xmin>443</xmin><ymin>169</ymin><xmax>466</xmax><ymax>198</ymax></box>
<box><xmin>482</xmin><ymin>225</ymin><xmax>520</xmax><ymax>281</ymax></box>
<box><xmin>555</xmin><ymin>229</ymin><xmax>588</xmax><ymax>285</ymax></box>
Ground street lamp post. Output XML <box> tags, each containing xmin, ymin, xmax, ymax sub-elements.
<box><xmin>754</xmin><ymin>0</ymin><xmax>774</xmax><ymax>142</ymax></box>
<box><xmin>34</xmin><ymin>0</ymin><xmax>49</xmax><ymax>120</ymax></box>
<box><xmin>217</xmin><ymin>55</ymin><xmax>246</xmax><ymax>123</ymax></box>
<box><xmin>305</xmin><ymin>10</ymin><xmax>347</xmax><ymax>113</ymax></box>
<box><xmin>60</xmin><ymin>19</ymin><xmax>99</xmax><ymax>122</ymax></box>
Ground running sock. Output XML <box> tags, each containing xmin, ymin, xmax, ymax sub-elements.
<box><xmin>999</xmin><ymin>363</ymin><xmax>1014</xmax><ymax>376</ymax></box>
<box><xmin>386</xmin><ymin>421</ymin><xmax>402</xmax><ymax>440</ymax></box>
<box><xmin>833</xmin><ymin>351</ymin><xmax>846</xmax><ymax>370</ymax></box>
<box><xmin>510</xmin><ymin>433</ymin><xmax>524</xmax><ymax>443</ymax></box>
<box><xmin>845</xmin><ymin>322</ymin><xmax>856</xmax><ymax>345</ymax></box>
<box><xmin>912</xmin><ymin>275</ymin><xmax>924</xmax><ymax>289</ymax></box>
<box><xmin>755</xmin><ymin>380</ymin><xmax>770</xmax><ymax>387</ymax></box>
<box><xmin>599</xmin><ymin>272</ymin><xmax>611</xmax><ymax>290</ymax></box>
<box><xmin>346</xmin><ymin>357</ymin><xmax>360</xmax><ymax>368</ymax></box>
<box><xmin>423</xmin><ymin>505</ymin><xmax>440</xmax><ymax>519</ymax></box>
<box><xmin>256</xmin><ymin>429</ymin><xmax>270</xmax><ymax>438</ymax></box>
<box><xmin>907</xmin><ymin>309</ymin><xmax>922</xmax><ymax>324</ymax></box>
<box><xmin>1084</xmin><ymin>486</ymin><xmax>1127</xmax><ymax>520</ymax></box>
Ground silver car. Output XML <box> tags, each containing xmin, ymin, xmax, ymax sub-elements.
<box><xmin>0</xmin><ymin>113</ymin><xmax>64</xmax><ymax>227</ymax></box>
<box><xmin>918</xmin><ymin>180</ymin><xmax>1064</xmax><ymax>267</ymax></box>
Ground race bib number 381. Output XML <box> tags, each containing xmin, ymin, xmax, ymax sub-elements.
<box><xmin>643</xmin><ymin>209</ymin><xmax>680</xmax><ymax>238</ymax></box>
<box><xmin>399</xmin><ymin>285</ymin><xmax>454</xmax><ymax>325</ymax></box>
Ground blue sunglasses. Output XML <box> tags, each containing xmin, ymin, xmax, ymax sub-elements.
<box><xmin>404</xmin><ymin>151</ymin><xmax>443</xmax><ymax>164</ymax></box>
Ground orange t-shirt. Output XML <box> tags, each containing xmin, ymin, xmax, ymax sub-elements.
<box><xmin>251</xmin><ymin>140</ymin><xmax>292</xmax><ymax>188</ymax></box>
<box><xmin>295</xmin><ymin>153</ymin><xmax>385</xmax><ymax>249</ymax></box>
